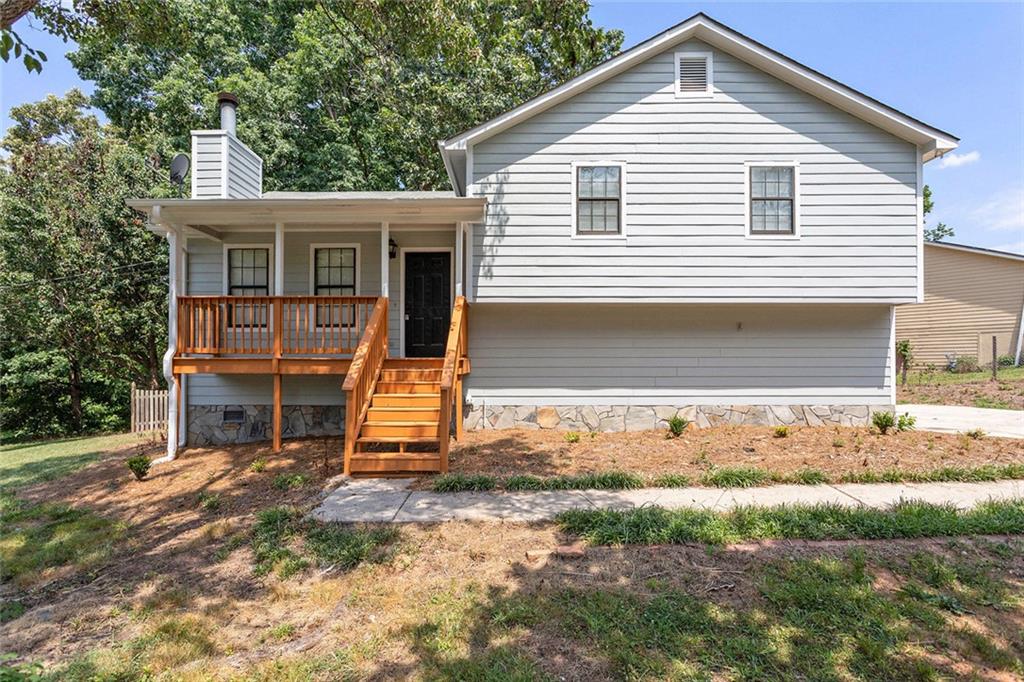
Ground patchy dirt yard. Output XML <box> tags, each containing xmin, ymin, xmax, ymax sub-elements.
<box><xmin>3</xmin><ymin>435</ymin><xmax>1024</xmax><ymax>679</ymax></box>
<box><xmin>446</xmin><ymin>424</ymin><xmax>1024</xmax><ymax>481</ymax></box>
<box><xmin>899</xmin><ymin>374</ymin><xmax>1024</xmax><ymax>410</ymax></box>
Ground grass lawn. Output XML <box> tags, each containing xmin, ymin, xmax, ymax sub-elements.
<box><xmin>3</xmin><ymin>437</ymin><xmax>1024</xmax><ymax>679</ymax></box>
<box><xmin>905</xmin><ymin>365</ymin><xmax>1024</xmax><ymax>386</ymax></box>
<box><xmin>899</xmin><ymin>366</ymin><xmax>1024</xmax><ymax>409</ymax></box>
<box><xmin>0</xmin><ymin>432</ymin><xmax>158</xmax><ymax>490</ymax></box>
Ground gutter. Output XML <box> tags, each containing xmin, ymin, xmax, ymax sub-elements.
<box><xmin>150</xmin><ymin>205</ymin><xmax>184</xmax><ymax>463</ymax></box>
<box><xmin>1016</xmin><ymin>294</ymin><xmax>1024</xmax><ymax>366</ymax></box>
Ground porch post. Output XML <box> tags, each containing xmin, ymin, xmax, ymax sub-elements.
<box><xmin>464</xmin><ymin>223</ymin><xmax>474</xmax><ymax>301</ymax></box>
<box><xmin>380</xmin><ymin>222</ymin><xmax>390</xmax><ymax>298</ymax></box>
<box><xmin>455</xmin><ymin>222</ymin><xmax>464</xmax><ymax>297</ymax></box>
<box><xmin>274</xmin><ymin>222</ymin><xmax>284</xmax><ymax>295</ymax></box>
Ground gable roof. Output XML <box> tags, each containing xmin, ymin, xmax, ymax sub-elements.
<box><xmin>439</xmin><ymin>13</ymin><xmax>959</xmax><ymax>192</ymax></box>
<box><xmin>925</xmin><ymin>241</ymin><xmax>1024</xmax><ymax>263</ymax></box>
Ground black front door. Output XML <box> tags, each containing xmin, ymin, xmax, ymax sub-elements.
<box><xmin>404</xmin><ymin>251</ymin><xmax>451</xmax><ymax>357</ymax></box>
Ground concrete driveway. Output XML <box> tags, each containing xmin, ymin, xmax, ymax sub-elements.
<box><xmin>900</xmin><ymin>404</ymin><xmax>1023</xmax><ymax>438</ymax></box>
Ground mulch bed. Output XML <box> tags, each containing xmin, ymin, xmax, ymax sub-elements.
<box><xmin>445</xmin><ymin>425</ymin><xmax>1024</xmax><ymax>481</ymax></box>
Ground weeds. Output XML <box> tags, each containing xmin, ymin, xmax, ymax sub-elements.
<box><xmin>773</xmin><ymin>425</ymin><xmax>789</xmax><ymax>438</ymax></box>
<box><xmin>564</xmin><ymin>432</ymin><xmax>581</xmax><ymax>444</ymax></box>
<box><xmin>272</xmin><ymin>473</ymin><xmax>309</xmax><ymax>491</ymax></box>
<box><xmin>965</xmin><ymin>428</ymin><xmax>986</xmax><ymax>440</ymax></box>
<box><xmin>896</xmin><ymin>412</ymin><xmax>916</xmax><ymax>431</ymax></box>
<box><xmin>198</xmin><ymin>492</ymin><xmax>221</xmax><ymax>512</ymax></box>
<box><xmin>871</xmin><ymin>411</ymin><xmax>896</xmax><ymax>434</ymax></box>
<box><xmin>249</xmin><ymin>457</ymin><xmax>267</xmax><ymax>473</ymax></box>
<box><xmin>667</xmin><ymin>415</ymin><xmax>689</xmax><ymax>438</ymax></box>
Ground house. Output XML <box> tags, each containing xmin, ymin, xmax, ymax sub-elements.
<box><xmin>129</xmin><ymin>13</ymin><xmax>958</xmax><ymax>475</ymax></box>
<box><xmin>896</xmin><ymin>242</ymin><xmax>1024</xmax><ymax>369</ymax></box>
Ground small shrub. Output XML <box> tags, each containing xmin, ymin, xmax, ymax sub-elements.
<box><xmin>564</xmin><ymin>431</ymin><xmax>581</xmax><ymax>444</ymax></box>
<box><xmin>701</xmin><ymin>466</ymin><xmax>769</xmax><ymax>488</ymax></box>
<box><xmin>896</xmin><ymin>412</ymin><xmax>916</xmax><ymax>432</ymax></box>
<box><xmin>126</xmin><ymin>455</ymin><xmax>151</xmax><ymax>481</ymax></box>
<box><xmin>667</xmin><ymin>415</ymin><xmax>689</xmax><ymax>438</ymax></box>
<box><xmin>965</xmin><ymin>428</ymin><xmax>986</xmax><ymax>440</ymax></box>
<box><xmin>872</xmin><ymin>411</ymin><xmax>896</xmax><ymax>435</ymax></box>
<box><xmin>953</xmin><ymin>355</ymin><xmax>980</xmax><ymax>373</ymax></box>
<box><xmin>651</xmin><ymin>473</ymin><xmax>691</xmax><ymax>488</ymax></box>
<box><xmin>432</xmin><ymin>473</ymin><xmax>496</xmax><ymax>492</ymax></box>
<box><xmin>773</xmin><ymin>425</ymin><xmax>789</xmax><ymax>438</ymax></box>
<box><xmin>199</xmin><ymin>492</ymin><xmax>221</xmax><ymax>512</ymax></box>
<box><xmin>832</xmin><ymin>437</ymin><xmax>845</xmax><ymax>448</ymax></box>
<box><xmin>249</xmin><ymin>457</ymin><xmax>267</xmax><ymax>473</ymax></box>
<box><xmin>273</xmin><ymin>473</ymin><xmax>309</xmax><ymax>491</ymax></box>
<box><xmin>997</xmin><ymin>354</ymin><xmax>1015</xmax><ymax>367</ymax></box>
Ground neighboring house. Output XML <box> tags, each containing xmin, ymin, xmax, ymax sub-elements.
<box><xmin>896</xmin><ymin>242</ymin><xmax>1024</xmax><ymax>369</ymax></box>
<box><xmin>130</xmin><ymin>14</ymin><xmax>958</xmax><ymax>475</ymax></box>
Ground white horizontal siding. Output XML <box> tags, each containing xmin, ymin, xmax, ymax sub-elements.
<box><xmin>226</xmin><ymin>135</ymin><xmax>262</xmax><ymax>198</ymax></box>
<box><xmin>465</xmin><ymin>303</ymin><xmax>893</xmax><ymax>405</ymax></box>
<box><xmin>192</xmin><ymin>135</ymin><xmax>224</xmax><ymax>199</ymax></box>
<box><xmin>188</xmin><ymin>375</ymin><xmax>345</xmax><ymax>406</ymax></box>
<box><xmin>470</xmin><ymin>39</ymin><xmax>919</xmax><ymax>302</ymax></box>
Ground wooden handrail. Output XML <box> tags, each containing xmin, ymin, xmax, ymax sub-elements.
<box><xmin>176</xmin><ymin>296</ymin><xmax>378</xmax><ymax>357</ymax></box>
<box><xmin>438</xmin><ymin>296</ymin><xmax>469</xmax><ymax>473</ymax></box>
<box><xmin>341</xmin><ymin>297</ymin><xmax>389</xmax><ymax>474</ymax></box>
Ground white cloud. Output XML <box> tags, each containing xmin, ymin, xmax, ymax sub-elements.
<box><xmin>970</xmin><ymin>185</ymin><xmax>1024</xmax><ymax>232</ymax></box>
<box><xmin>937</xmin><ymin>150</ymin><xmax>981</xmax><ymax>169</ymax></box>
<box><xmin>991</xmin><ymin>239</ymin><xmax>1024</xmax><ymax>255</ymax></box>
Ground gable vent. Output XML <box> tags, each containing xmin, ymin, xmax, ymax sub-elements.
<box><xmin>675</xmin><ymin>53</ymin><xmax>712</xmax><ymax>97</ymax></box>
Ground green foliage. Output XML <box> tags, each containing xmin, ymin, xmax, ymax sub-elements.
<box><xmin>503</xmin><ymin>471</ymin><xmax>643</xmax><ymax>491</ymax></box>
<box><xmin>432</xmin><ymin>473</ymin><xmax>497</xmax><ymax>492</ymax></box>
<box><xmin>126</xmin><ymin>455</ymin><xmax>151</xmax><ymax>480</ymax></box>
<box><xmin>557</xmin><ymin>499</ymin><xmax>1024</xmax><ymax>546</ymax></box>
<box><xmin>272</xmin><ymin>473</ymin><xmax>309</xmax><ymax>491</ymax></box>
<box><xmin>871</xmin><ymin>411</ymin><xmax>896</xmax><ymax>434</ymax></box>
<box><xmin>784</xmin><ymin>469</ymin><xmax>829</xmax><ymax>485</ymax></box>
<box><xmin>650</xmin><ymin>473</ymin><xmax>691</xmax><ymax>488</ymax></box>
<box><xmin>998</xmin><ymin>354</ymin><xmax>1016</xmax><ymax>366</ymax></box>
<box><xmin>1</xmin><ymin>91</ymin><xmax>169</xmax><ymax>441</ymax></box>
<box><xmin>922</xmin><ymin>185</ymin><xmax>955</xmax><ymax>242</ymax></box>
<box><xmin>250</xmin><ymin>505</ymin><xmax>399</xmax><ymax>579</ymax></box>
<box><xmin>772</xmin><ymin>425</ymin><xmax>789</xmax><ymax>438</ymax></box>
<box><xmin>896</xmin><ymin>412</ymin><xmax>916</xmax><ymax>432</ymax></box>
<box><xmin>701</xmin><ymin>466</ymin><xmax>769</xmax><ymax>488</ymax></box>
<box><xmin>563</xmin><ymin>431</ymin><xmax>581</xmax><ymax>443</ymax></box>
<box><xmin>249</xmin><ymin>457</ymin><xmax>267</xmax><ymax>473</ymax></box>
<box><xmin>952</xmin><ymin>355</ymin><xmax>980</xmax><ymax>373</ymax></box>
<box><xmin>0</xmin><ymin>493</ymin><xmax>124</xmax><ymax>584</ymax></box>
<box><xmin>198</xmin><ymin>492</ymin><xmax>221</xmax><ymax>512</ymax></box>
<box><xmin>666</xmin><ymin>415</ymin><xmax>688</xmax><ymax>438</ymax></box>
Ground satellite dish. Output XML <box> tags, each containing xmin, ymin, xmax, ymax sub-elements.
<box><xmin>169</xmin><ymin>153</ymin><xmax>190</xmax><ymax>187</ymax></box>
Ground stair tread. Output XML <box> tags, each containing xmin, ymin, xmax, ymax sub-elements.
<box><xmin>351</xmin><ymin>451</ymin><xmax>440</xmax><ymax>460</ymax></box>
<box><xmin>373</xmin><ymin>393</ymin><xmax>441</xmax><ymax>398</ymax></box>
<box><xmin>363</xmin><ymin>420</ymin><xmax>438</xmax><ymax>426</ymax></box>
<box><xmin>356</xmin><ymin>436</ymin><xmax>440</xmax><ymax>443</ymax></box>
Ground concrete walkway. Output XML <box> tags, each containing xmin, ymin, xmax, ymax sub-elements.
<box><xmin>312</xmin><ymin>477</ymin><xmax>1024</xmax><ymax>524</ymax></box>
<box><xmin>902</xmin><ymin>404</ymin><xmax>1023</xmax><ymax>438</ymax></box>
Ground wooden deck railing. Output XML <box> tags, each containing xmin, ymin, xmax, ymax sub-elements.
<box><xmin>341</xmin><ymin>297</ymin><xmax>389</xmax><ymax>474</ymax></box>
<box><xmin>176</xmin><ymin>296</ymin><xmax>378</xmax><ymax>356</ymax></box>
<box><xmin>438</xmin><ymin>296</ymin><xmax>469</xmax><ymax>473</ymax></box>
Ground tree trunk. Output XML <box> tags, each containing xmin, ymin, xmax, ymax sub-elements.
<box><xmin>1</xmin><ymin>0</ymin><xmax>38</xmax><ymax>30</ymax></box>
<box><xmin>68</xmin><ymin>355</ymin><xmax>83</xmax><ymax>432</ymax></box>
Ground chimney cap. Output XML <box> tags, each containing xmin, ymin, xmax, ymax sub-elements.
<box><xmin>217</xmin><ymin>92</ymin><xmax>239</xmax><ymax>106</ymax></box>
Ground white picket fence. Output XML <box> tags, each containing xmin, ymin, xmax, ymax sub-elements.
<box><xmin>131</xmin><ymin>382</ymin><xmax>168</xmax><ymax>433</ymax></box>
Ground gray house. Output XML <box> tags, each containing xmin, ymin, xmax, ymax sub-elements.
<box><xmin>130</xmin><ymin>14</ymin><xmax>958</xmax><ymax>475</ymax></box>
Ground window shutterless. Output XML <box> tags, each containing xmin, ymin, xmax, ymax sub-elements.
<box><xmin>576</xmin><ymin>165</ymin><xmax>621</xmax><ymax>235</ymax></box>
<box><xmin>227</xmin><ymin>247</ymin><xmax>270</xmax><ymax>326</ymax></box>
<box><xmin>750</xmin><ymin>166</ymin><xmax>795</xmax><ymax>235</ymax></box>
<box><xmin>313</xmin><ymin>247</ymin><xmax>357</xmax><ymax>326</ymax></box>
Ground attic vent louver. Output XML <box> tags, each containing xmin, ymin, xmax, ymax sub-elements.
<box><xmin>675</xmin><ymin>52</ymin><xmax>712</xmax><ymax>97</ymax></box>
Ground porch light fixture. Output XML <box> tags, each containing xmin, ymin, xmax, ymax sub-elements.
<box><xmin>388</xmin><ymin>237</ymin><xmax>398</xmax><ymax>260</ymax></box>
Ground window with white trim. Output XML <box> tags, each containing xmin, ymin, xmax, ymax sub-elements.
<box><xmin>575</xmin><ymin>165</ymin><xmax>622</xmax><ymax>235</ymax></box>
<box><xmin>226</xmin><ymin>247</ymin><xmax>270</xmax><ymax>326</ymax></box>
<box><xmin>748</xmin><ymin>165</ymin><xmax>798</xmax><ymax>236</ymax></box>
<box><xmin>674</xmin><ymin>52</ymin><xmax>712</xmax><ymax>98</ymax></box>
<box><xmin>312</xmin><ymin>246</ymin><xmax>357</xmax><ymax>327</ymax></box>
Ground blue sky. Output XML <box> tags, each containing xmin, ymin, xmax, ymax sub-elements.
<box><xmin>2</xmin><ymin>2</ymin><xmax>1022</xmax><ymax>252</ymax></box>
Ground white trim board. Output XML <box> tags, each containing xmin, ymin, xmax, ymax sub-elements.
<box><xmin>398</xmin><ymin>246</ymin><xmax>456</xmax><ymax>358</ymax></box>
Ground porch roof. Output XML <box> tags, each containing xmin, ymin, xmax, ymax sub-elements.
<box><xmin>127</xmin><ymin>192</ymin><xmax>487</xmax><ymax>230</ymax></box>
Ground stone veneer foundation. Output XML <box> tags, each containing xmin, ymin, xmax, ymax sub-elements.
<box><xmin>187</xmin><ymin>405</ymin><xmax>344</xmax><ymax>446</ymax></box>
<box><xmin>463</xmin><ymin>403</ymin><xmax>891</xmax><ymax>431</ymax></box>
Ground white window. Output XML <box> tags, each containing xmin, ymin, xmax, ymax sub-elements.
<box><xmin>309</xmin><ymin>243</ymin><xmax>360</xmax><ymax>327</ymax></box>
<box><xmin>222</xmin><ymin>243</ymin><xmax>274</xmax><ymax>327</ymax></box>
<box><xmin>674</xmin><ymin>51</ymin><xmax>713</xmax><ymax>98</ymax></box>
<box><xmin>745</xmin><ymin>162</ymin><xmax>801</xmax><ymax>239</ymax></box>
<box><xmin>571</xmin><ymin>161</ymin><xmax>627</xmax><ymax>238</ymax></box>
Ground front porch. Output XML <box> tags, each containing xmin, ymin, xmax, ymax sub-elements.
<box><xmin>130</xmin><ymin>193</ymin><xmax>485</xmax><ymax>475</ymax></box>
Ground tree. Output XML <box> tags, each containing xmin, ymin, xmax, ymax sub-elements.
<box><xmin>922</xmin><ymin>185</ymin><xmax>955</xmax><ymax>242</ymax></box>
<box><xmin>65</xmin><ymin>0</ymin><xmax>624</xmax><ymax>191</ymax></box>
<box><xmin>0</xmin><ymin>91</ymin><xmax>168</xmax><ymax>438</ymax></box>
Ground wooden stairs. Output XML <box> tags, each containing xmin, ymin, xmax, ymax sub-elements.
<box><xmin>342</xmin><ymin>296</ymin><xmax>469</xmax><ymax>477</ymax></box>
<box><xmin>350</xmin><ymin>359</ymin><xmax>446</xmax><ymax>474</ymax></box>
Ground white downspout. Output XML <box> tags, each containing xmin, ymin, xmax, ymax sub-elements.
<box><xmin>153</xmin><ymin>206</ymin><xmax>181</xmax><ymax>463</ymax></box>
